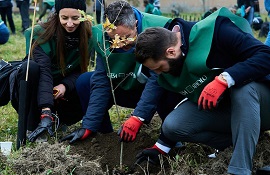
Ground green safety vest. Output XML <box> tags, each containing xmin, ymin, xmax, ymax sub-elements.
<box><xmin>44</xmin><ymin>0</ymin><xmax>55</xmax><ymax>7</ymax></box>
<box><xmin>24</xmin><ymin>25</ymin><xmax>92</xmax><ymax>80</ymax></box>
<box><xmin>92</xmin><ymin>13</ymin><xmax>171</xmax><ymax>90</ymax></box>
<box><xmin>158</xmin><ymin>7</ymin><xmax>253</xmax><ymax>103</ymax></box>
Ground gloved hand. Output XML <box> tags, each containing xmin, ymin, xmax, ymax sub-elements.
<box><xmin>198</xmin><ymin>76</ymin><xmax>227</xmax><ymax>110</ymax></box>
<box><xmin>135</xmin><ymin>146</ymin><xmax>165</xmax><ymax>165</ymax></box>
<box><xmin>118</xmin><ymin>116</ymin><xmax>143</xmax><ymax>142</ymax></box>
<box><xmin>60</xmin><ymin>128</ymin><xmax>92</xmax><ymax>144</ymax></box>
<box><xmin>27</xmin><ymin>110</ymin><xmax>54</xmax><ymax>142</ymax></box>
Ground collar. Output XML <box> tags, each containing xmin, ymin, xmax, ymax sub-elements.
<box><xmin>132</xmin><ymin>7</ymin><xmax>143</xmax><ymax>34</ymax></box>
<box><xmin>171</xmin><ymin>23</ymin><xmax>188</xmax><ymax>57</ymax></box>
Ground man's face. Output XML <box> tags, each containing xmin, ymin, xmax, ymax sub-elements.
<box><xmin>166</xmin><ymin>53</ymin><xmax>185</xmax><ymax>76</ymax></box>
<box><xmin>143</xmin><ymin>48</ymin><xmax>184</xmax><ymax>76</ymax></box>
<box><xmin>107</xmin><ymin>25</ymin><xmax>137</xmax><ymax>51</ymax></box>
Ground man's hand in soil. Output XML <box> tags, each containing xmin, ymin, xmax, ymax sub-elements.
<box><xmin>135</xmin><ymin>145</ymin><xmax>165</xmax><ymax>165</ymax></box>
<box><xmin>118</xmin><ymin>116</ymin><xmax>143</xmax><ymax>142</ymax></box>
<box><xmin>60</xmin><ymin>128</ymin><xmax>91</xmax><ymax>144</ymax></box>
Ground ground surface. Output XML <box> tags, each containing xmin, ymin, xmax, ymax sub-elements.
<box><xmin>1</xmin><ymin>116</ymin><xmax>270</xmax><ymax>175</ymax></box>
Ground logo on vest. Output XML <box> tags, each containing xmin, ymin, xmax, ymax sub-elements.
<box><xmin>107</xmin><ymin>72</ymin><xmax>136</xmax><ymax>79</ymax></box>
<box><xmin>179</xmin><ymin>75</ymin><xmax>207</xmax><ymax>95</ymax></box>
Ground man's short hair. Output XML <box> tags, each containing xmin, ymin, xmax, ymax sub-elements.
<box><xmin>135</xmin><ymin>27</ymin><xmax>177</xmax><ymax>63</ymax></box>
<box><xmin>104</xmin><ymin>0</ymin><xmax>136</xmax><ymax>29</ymax></box>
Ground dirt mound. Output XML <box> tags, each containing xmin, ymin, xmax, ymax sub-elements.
<box><xmin>8</xmin><ymin>134</ymin><xmax>270</xmax><ymax>175</ymax></box>
<box><xmin>68</xmin><ymin>131</ymin><xmax>158</xmax><ymax>174</ymax></box>
<box><xmin>10</xmin><ymin>143</ymin><xmax>104</xmax><ymax>175</ymax></box>
<box><xmin>2</xmin><ymin>116</ymin><xmax>270</xmax><ymax>175</ymax></box>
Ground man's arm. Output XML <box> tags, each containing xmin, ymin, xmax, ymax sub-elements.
<box><xmin>119</xmin><ymin>70</ymin><xmax>166</xmax><ymax>142</ymax></box>
<box><xmin>215</xmin><ymin>17</ymin><xmax>270</xmax><ymax>85</ymax></box>
<box><xmin>133</xmin><ymin>70</ymin><xmax>165</xmax><ymax>123</ymax></box>
<box><xmin>198</xmin><ymin>17</ymin><xmax>270</xmax><ymax>110</ymax></box>
<box><xmin>60</xmin><ymin>54</ymin><xmax>112</xmax><ymax>143</ymax></box>
<box><xmin>81</xmin><ymin>54</ymin><xmax>112</xmax><ymax>132</ymax></box>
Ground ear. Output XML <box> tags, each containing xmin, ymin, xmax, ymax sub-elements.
<box><xmin>172</xmin><ymin>25</ymin><xmax>180</xmax><ymax>32</ymax></box>
<box><xmin>165</xmin><ymin>47</ymin><xmax>176</xmax><ymax>59</ymax></box>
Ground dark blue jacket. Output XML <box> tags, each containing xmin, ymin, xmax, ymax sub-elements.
<box><xmin>210</xmin><ymin>17</ymin><xmax>270</xmax><ymax>85</ymax></box>
<box><xmin>169</xmin><ymin>16</ymin><xmax>270</xmax><ymax>88</ymax></box>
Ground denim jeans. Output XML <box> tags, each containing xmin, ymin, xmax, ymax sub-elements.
<box><xmin>265</xmin><ymin>22</ymin><xmax>270</xmax><ymax>47</ymax></box>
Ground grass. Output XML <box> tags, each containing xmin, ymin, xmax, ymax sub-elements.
<box><xmin>0</xmin><ymin>15</ymin><xmax>26</xmax><ymax>62</ymax></box>
<box><xmin>0</xmin><ymin>103</ymin><xmax>18</xmax><ymax>143</ymax></box>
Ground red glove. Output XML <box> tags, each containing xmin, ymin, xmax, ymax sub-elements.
<box><xmin>198</xmin><ymin>76</ymin><xmax>227</xmax><ymax>110</ymax></box>
<box><xmin>119</xmin><ymin>116</ymin><xmax>143</xmax><ymax>142</ymax></box>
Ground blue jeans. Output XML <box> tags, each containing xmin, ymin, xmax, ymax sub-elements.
<box><xmin>246</xmin><ymin>7</ymin><xmax>254</xmax><ymax>25</ymax></box>
<box><xmin>265</xmin><ymin>22</ymin><xmax>270</xmax><ymax>47</ymax></box>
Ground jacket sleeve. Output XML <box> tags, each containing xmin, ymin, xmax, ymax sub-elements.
<box><xmin>60</xmin><ymin>69</ymin><xmax>81</xmax><ymax>94</ymax></box>
<box><xmin>265</xmin><ymin>0</ymin><xmax>270</xmax><ymax>13</ymax></box>
<box><xmin>33</xmin><ymin>46</ymin><xmax>54</xmax><ymax>108</ymax></box>
<box><xmin>215</xmin><ymin>17</ymin><xmax>270</xmax><ymax>86</ymax></box>
<box><xmin>133</xmin><ymin>70</ymin><xmax>165</xmax><ymax>123</ymax></box>
<box><xmin>82</xmin><ymin>54</ymin><xmax>112</xmax><ymax>131</ymax></box>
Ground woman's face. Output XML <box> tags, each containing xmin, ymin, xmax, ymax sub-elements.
<box><xmin>59</xmin><ymin>8</ymin><xmax>81</xmax><ymax>33</ymax></box>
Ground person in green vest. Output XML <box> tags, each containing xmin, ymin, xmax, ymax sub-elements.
<box><xmin>0</xmin><ymin>19</ymin><xmax>9</xmax><ymax>44</ymax></box>
<box><xmin>36</xmin><ymin>0</ymin><xmax>55</xmax><ymax>22</ymax></box>
<box><xmin>143</xmin><ymin>0</ymin><xmax>161</xmax><ymax>15</ymax></box>
<box><xmin>60</xmin><ymin>0</ymin><xmax>185</xmax><ymax>145</ymax></box>
<box><xmin>9</xmin><ymin>0</ymin><xmax>93</xmax><ymax>142</ymax></box>
<box><xmin>134</xmin><ymin>8</ymin><xmax>270</xmax><ymax>175</ymax></box>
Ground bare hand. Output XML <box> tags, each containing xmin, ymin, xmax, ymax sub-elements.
<box><xmin>53</xmin><ymin>84</ymin><xmax>66</xmax><ymax>99</ymax></box>
<box><xmin>245</xmin><ymin>6</ymin><xmax>251</xmax><ymax>14</ymax></box>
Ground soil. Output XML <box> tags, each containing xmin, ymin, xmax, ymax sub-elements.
<box><xmin>1</xmin><ymin>116</ymin><xmax>270</xmax><ymax>175</ymax></box>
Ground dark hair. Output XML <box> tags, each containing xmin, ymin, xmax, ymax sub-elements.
<box><xmin>31</xmin><ymin>12</ymin><xmax>92</xmax><ymax>74</ymax></box>
<box><xmin>104</xmin><ymin>0</ymin><xmax>136</xmax><ymax>29</ymax></box>
<box><xmin>135</xmin><ymin>27</ymin><xmax>178</xmax><ymax>63</ymax></box>
<box><xmin>143</xmin><ymin>0</ymin><xmax>149</xmax><ymax>5</ymax></box>
<box><xmin>211</xmin><ymin>7</ymin><xmax>218</xmax><ymax>11</ymax></box>
<box><xmin>55</xmin><ymin>0</ymin><xmax>87</xmax><ymax>14</ymax></box>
